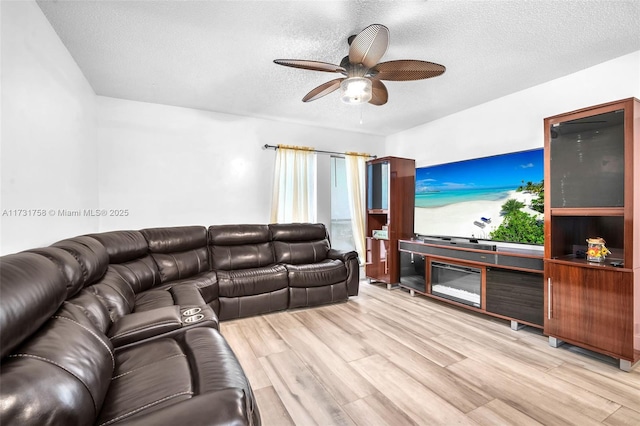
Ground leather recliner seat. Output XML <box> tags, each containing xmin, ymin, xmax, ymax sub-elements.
<box><xmin>208</xmin><ymin>224</ymin><xmax>290</xmax><ymax>320</ymax></box>
<box><xmin>270</xmin><ymin>223</ymin><xmax>357</xmax><ymax>308</ymax></box>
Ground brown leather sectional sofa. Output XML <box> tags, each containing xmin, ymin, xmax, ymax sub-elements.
<box><xmin>0</xmin><ymin>223</ymin><xmax>359</xmax><ymax>425</ymax></box>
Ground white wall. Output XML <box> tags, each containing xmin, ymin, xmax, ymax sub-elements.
<box><xmin>0</xmin><ymin>1</ymin><xmax>99</xmax><ymax>255</ymax></box>
<box><xmin>96</xmin><ymin>97</ymin><xmax>385</xmax><ymax>231</ymax></box>
<box><xmin>386</xmin><ymin>51</ymin><xmax>640</xmax><ymax>167</ymax></box>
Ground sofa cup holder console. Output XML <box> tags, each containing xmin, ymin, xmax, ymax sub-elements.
<box><xmin>182</xmin><ymin>307</ymin><xmax>202</xmax><ymax>316</ymax></box>
<box><xmin>184</xmin><ymin>313</ymin><xmax>205</xmax><ymax>324</ymax></box>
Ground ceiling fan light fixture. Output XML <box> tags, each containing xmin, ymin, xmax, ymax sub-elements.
<box><xmin>340</xmin><ymin>77</ymin><xmax>372</xmax><ymax>104</ymax></box>
<box><xmin>273</xmin><ymin>24</ymin><xmax>445</xmax><ymax>106</ymax></box>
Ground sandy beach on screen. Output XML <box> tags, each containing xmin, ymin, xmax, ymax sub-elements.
<box><xmin>415</xmin><ymin>190</ymin><xmax>541</xmax><ymax>240</ymax></box>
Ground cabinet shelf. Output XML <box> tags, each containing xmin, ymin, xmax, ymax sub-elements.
<box><xmin>547</xmin><ymin>255</ymin><xmax>628</xmax><ymax>271</ymax></box>
<box><xmin>549</xmin><ymin>207</ymin><xmax>624</xmax><ymax>216</ymax></box>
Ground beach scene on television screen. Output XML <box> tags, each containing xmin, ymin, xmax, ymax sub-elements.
<box><xmin>415</xmin><ymin>148</ymin><xmax>544</xmax><ymax>244</ymax></box>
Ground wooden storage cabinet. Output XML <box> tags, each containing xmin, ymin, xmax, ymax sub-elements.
<box><xmin>366</xmin><ymin>237</ymin><xmax>390</xmax><ymax>283</ymax></box>
<box><xmin>543</xmin><ymin>98</ymin><xmax>640</xmax><ymax>370</ymax></box>
<box><xmin>365</xmin><ymin>156</ymin><xmax>415</xmax><ymax>285</ymax></box>
<box><xmin>546</xmin><ymin>263</ymin><xmax>634</xmax><ymax>360</ymax></box>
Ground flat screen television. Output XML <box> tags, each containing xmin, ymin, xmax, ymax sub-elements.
<box><xmin>414</xmin><ymin>148</ymin><xmax>544</xmax><ymax>246</ymax></box>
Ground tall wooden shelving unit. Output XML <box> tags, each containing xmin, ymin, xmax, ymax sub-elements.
<box><xmin>543</xmin><ymin>98</ymin><xmax>639</xmax><ymax>371</ymax></box>
<box><xmin>365</xmin><ymin>156</ymin><xmax>415</xmax><ymax>287</ymax></box>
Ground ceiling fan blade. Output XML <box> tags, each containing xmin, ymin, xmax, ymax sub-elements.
<box><xmin>348</xmin><ymin>24</ymin><xmax>389</xmax><ymax>68</ymax></box>
<box><xmin>274</xmin><ymin>59</ymin><xmax>346</xmax><ymax>74</ymax></box>
<box><xmin>302</xmin><ymin>78</ymin><xmax>344</xmax><ymax>102</ymax></box>
<box><xmin>371</xmin><ymin>60</ymin><xmax>446</xmax><ymax>81</ymax></box>
<box><xmin>369</xmin><ymin>79</ymin><xmax>388</xmax><ymax>106</ymax></box>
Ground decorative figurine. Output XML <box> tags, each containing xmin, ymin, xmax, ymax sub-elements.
<box><xmin>586</xmin><ymin>237</ymin><xmax>611</xmax><ymax>262</ymax></box>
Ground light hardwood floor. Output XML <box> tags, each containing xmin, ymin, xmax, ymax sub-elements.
<box><xmin>221</xmin><ymin>281</ymin><xmax>640</xmax><ymax>426</ymax></box>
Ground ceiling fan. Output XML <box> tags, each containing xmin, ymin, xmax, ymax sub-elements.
<box><xmin>274</xmin><ymin>24</ymin><xmax>446</xmax><ymax>106</ymax></box>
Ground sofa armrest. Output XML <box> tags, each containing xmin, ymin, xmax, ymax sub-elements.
<box><xmin>108</xmin><ymin>305</ymin><xmax>218</xmax><ymax>348</ymax></box>
<box><xmin>327</xmin><ymin>248</ymin><xmax>358</xmax><ymax>263</ymax></box>
<box><xmin>327</xmin><ymin>249</ymin><xmax>360</xmax><ymax>297</ymax></box>
<box><xmin>108</xmin><ymin>306</ymin><xmax>183</xmax><ymax>347</ymax></box>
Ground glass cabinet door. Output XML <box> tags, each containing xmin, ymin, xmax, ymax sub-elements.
<box><xmin>549</xmin><ymin>110</ymin><xmax>625</xmax><ymax>208</ymax></box>
<box><xmin>399</xmin><ymin>251</ymin><xmax>426</xmax><ymax>293</ymax></box>
<box><xmin>367</xmin><ymin>161</ymin><xmax>389</xmax><ymax>210</ymax></box>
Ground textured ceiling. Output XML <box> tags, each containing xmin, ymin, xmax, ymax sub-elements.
<box><xmin>37</xmin><ymin>1</ymin><xmax>640</xmax><ymax>136</ymax></box>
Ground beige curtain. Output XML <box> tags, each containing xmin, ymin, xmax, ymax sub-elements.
<box><xmin>345</xmin><ymin>153</ymin><xmax>367</xmax><ymax>263</ymax></box>
<box><xmin>270</xmin><ymin>145</ymin><xmax>317</xmax><ymax>223</ymax></box>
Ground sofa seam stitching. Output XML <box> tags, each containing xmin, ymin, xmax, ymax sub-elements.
<box><xmin>111</xmin><ymin>354</ymin><xmax>187</xmax><ymax>380</ymax></box>
<box><xmin>98</xmin><ymin>390</ymin><xmax>193</xmax><ymax>426</ymax></box>
<box><xmin>54</xmin><ymin>314</ymin><xmax>116</xmax><ymax>370</ymax></box>
<box><xmin>169</xmin><ymin>253</ymin><xmax>181</xmax><ymax>280</ymax></box>
<box><xmin>9</xmin><ymin>353</ymin><xmax>102</xmax><ymax>416</ymax></box>
<box><xmin>109</xmin><ymin>268</ymin><xmax>136</xmax><ymax>312</ymax></box>
<box><xmin>109</xmin><ymin>320</ymin><xmax>181</xmax><ymax>340</ymax></box>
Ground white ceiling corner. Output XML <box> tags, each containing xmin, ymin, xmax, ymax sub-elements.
<box><xmin>36</xmin><ymin>0</ymin><xmax>640</xmax><ymax>136</ymax></box>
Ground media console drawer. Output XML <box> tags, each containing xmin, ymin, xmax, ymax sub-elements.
<box><xmin>496</xmin><ymin>255</ymin><xmax>543</xmax><ymax>271</ymax></box>
<box><xmin>486</xmin><ymin>268</ymin><xmax>544</xmax><ymax>326</ymax></box>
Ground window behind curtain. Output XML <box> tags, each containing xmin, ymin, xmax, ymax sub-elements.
<box><xmin>330</xmin><ymin>156</ymin><xmax>355</xmax><ymax>251</ymax></box>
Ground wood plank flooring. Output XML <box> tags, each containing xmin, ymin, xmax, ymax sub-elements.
<box><xmin>221</xmin><ymin>281</ymin><xmax>640</xmax><ymax>426</ymax></box>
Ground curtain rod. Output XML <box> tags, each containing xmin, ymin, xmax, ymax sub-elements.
<box><xmin>263</xmin><ymin>144</ymin><xmax>376</xmax><ymax>159</ymax></box>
